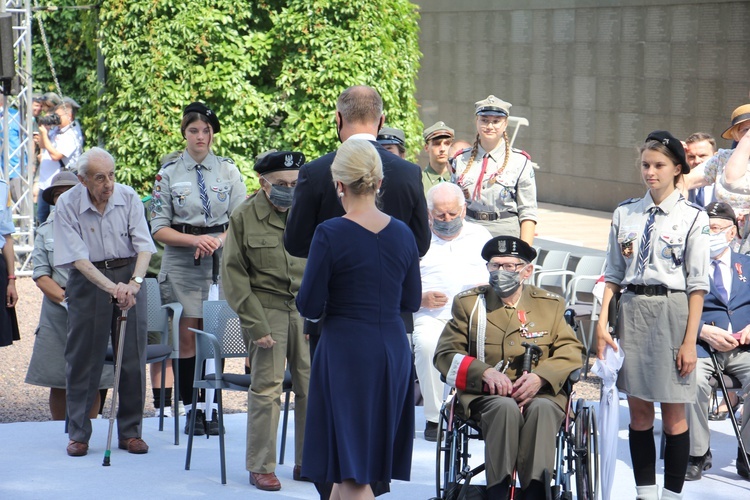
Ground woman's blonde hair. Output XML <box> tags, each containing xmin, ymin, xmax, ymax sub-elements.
<box><xmin>331</xmin><ymin>139</ymin><xmax>383</xmax><ymax>196</ymax></box>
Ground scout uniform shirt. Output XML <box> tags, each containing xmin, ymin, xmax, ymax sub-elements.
<box><xmin>149</xmin><ymin>150</ymin><xmax>246</xmax><ymax>232</ymax></box>
<box><xmin>452</xmin><ymin>141</ymin><xmax>537</xmax><ymax>223</ymax></box>
<box><xmin>221</xmin><ymin>190</ymin><xmax>306</xmax><ymax>342</ymax></box>
<box><xmin>433</xmin><ymin>284</ymin><xmax>583</xmax><ymax>416</ymax></box>
<box><xmin>421</xmin><ymin>164</ymin><xmax>451</xmax><ymax>197</ymax></box>
<box><xmin>604</xmin><ymin>189</ymin><xmax>710</xmax><ymax>293</ymax></box>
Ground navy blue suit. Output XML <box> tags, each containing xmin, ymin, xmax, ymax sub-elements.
<box><xmin>699</xmin><ymin>251</ymin><xmax>750</xmax><ymax>356</ymax></box>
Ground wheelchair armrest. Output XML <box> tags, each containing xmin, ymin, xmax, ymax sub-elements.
<box><xmin>564</xmin><ymin>368</ymin><xmax>581</xmax><ymax>394</ymax></box>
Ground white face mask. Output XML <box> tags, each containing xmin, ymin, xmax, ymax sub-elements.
<box><xmin>709</xmin><ymin>229</ymin><xmax>731</xmax><ymax>258</ymax></box>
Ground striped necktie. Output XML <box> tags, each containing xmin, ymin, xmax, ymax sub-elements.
<box><xmin>636</xmin><ymin>207</ymin><xmax>659</xmax><ymax>276</ymax></box>
<box><xmin>195</xmin><ymin>164</ymin><xmax>212</xmax><ymax>223</ymax></box>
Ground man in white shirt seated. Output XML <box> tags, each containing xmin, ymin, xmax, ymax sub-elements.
<box><xmin>414</xmin><ymin>182</ymin><xmax>492</xmax><ymax>441</ymax></box>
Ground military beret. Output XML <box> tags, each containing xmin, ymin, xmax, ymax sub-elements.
<box><xmin>254</xmin><ymin>151</ymin><xmax>305</xmax><ymax>175</ymax></box>
<box><xmin>42</xmin><ymin>171</ymin><xmax>79</xmax><ymax>205</ymax></box>
<box><xmin>706</xmin><ymin>201</ymin><xmax>739</xmax><ymax>232</ymax></box>
<box><xmin>645</xmin><ymin>130</ymin><xmax>688</xmax><ymax>174</ymax></box>
<box><xmin>481</xmin><ymin>236</ymin><xmax>537</xmax><ymax>263</ymax></box>
<box><xmin>183</xmin><ymin>101</ymin><xmax>220</xmax><ymax>133</ymax></box>
<box><xmin>423</xmin><ymin>121</ymin><xmax>455</xmax><ymax>143</ymax></box>
<box><xmin>475</xmin><ymin>95</ymin><xmax>511</xmax><ymax>117</ymax></box>
<box><xmin>377</xmin><ymin>127</ymin><xmax>405</xmax><ymax>147</ymax></box>
<box><xmin>722</xmin><ymin>104</ymin><xmax>750</xmax><ymax>140</ymax></box>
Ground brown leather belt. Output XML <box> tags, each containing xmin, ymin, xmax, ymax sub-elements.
<box><xmin>466</xmin><ymin>208</ymin><xmax>517</xmax><ymax>221</ymax></box>
<box><xmin>92</xmin><ymin>257</ymin><xmax>135</xmax><ymax>270</ymax></box>
<box><xmin>171</xmin><ymin>223</ymin><xmax>227</xmax><ymax>235</ymax></box>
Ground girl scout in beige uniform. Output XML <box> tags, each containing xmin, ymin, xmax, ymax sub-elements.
<box><xmin>452</xmin><ymin>95</ymin><xmax>537</xmax><ymax>244</ymax></box>
<box><xmin>150</xmin><ymin>102</ymin><xmax>246</xmax><ymax>434</ymax></box>
<box><xmin>596</xmin><ymin>131</ymin><xmax>710</xmax><ymax>500</ymax></box>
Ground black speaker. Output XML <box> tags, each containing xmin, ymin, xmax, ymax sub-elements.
<box><xmin>0</xmin><ymin>14</ymin><xmax>15</xmax><ymax>80</ymax></box>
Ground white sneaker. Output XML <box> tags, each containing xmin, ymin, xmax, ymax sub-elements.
<box><xmin>178</xmin><ymin>401</ymin><xmax>186</xmax><ymax>416</ymax></box>
<box><xmin>156</xmin><ymin>406</ymin><xmax>172</xmax><ymax>418</ymax></box>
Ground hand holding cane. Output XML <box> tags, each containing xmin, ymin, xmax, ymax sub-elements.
<box><xmin>103</xmin><ymin>306</ymin><xmax>128</xmax><ymax>466</ymax></box>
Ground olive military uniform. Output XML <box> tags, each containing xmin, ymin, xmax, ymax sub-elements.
<box><xmin>222</xmin><ymin>189</ymin><xmax>309</xmax><ymax>475</ymax></box>
<box><xmin>434</xmin><ymin>284</ymin><xmax>583</xmax><ymax>489</ymax></box>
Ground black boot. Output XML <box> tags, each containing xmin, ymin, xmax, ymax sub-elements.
<box><xmin>184</xmin><ymin>409</ymin><xmax>206</xmax><ymax>436</ymax></box>
<box><xmin>207</xmin><ymin>409</ymin><xmax>224</xmax><ymax>436</ymax></box>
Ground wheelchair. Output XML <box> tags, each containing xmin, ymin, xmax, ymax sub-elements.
<box><xmin>433</xmin><ymin>371</ymin><xmax>599</xmax><ymax>500</ymax></box>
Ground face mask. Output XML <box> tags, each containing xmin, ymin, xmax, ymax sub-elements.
<box><xmin>268</xmin><ymin>185</ymin><xmax>294</xmax><ymax>209</ymax></box>
<box><xmin>432</xmin><ymin>217</ymin><xmax>463</xmax><ymax>238</ymax></box>
<box><xmin>709</xmin><ymin>230</ymin><xmax>731</xmax><ymax>258</ymax></box>
<box><xmin>489</xmin><ymin>269</ymin><xmax>524</xmax><ymax>298</ymax></box>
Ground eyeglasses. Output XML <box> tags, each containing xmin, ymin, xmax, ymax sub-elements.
<box><xmin>709</xmin><ymin>224</ymin><xmax>733</xmax><ymax>234</ymax></box>
<box><xmin>487</xmin><ymin>261</ymin><xmax>526</xmax><ymax>272</ymax></box>
<box><xmin>478</xmin><ymin>117</ymin><xmax>506</xmax><ymax>128</ymax></box>
<box><xmin>261</xmin><ymin>176</ymin><xmax>296</xmax><ymax>188</ymax></box>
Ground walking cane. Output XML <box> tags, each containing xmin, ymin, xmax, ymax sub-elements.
<box><xmin>509</xmin><ymin>343</ymin><xmax>543</xmax><ymax>499</ymax></box>
<box><xmin>103</xmin><ymin>307</ymin><xmax>129</xmax><ymax>466</ymax></box>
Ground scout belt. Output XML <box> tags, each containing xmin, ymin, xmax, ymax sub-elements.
<box><xmin>466</xmin><ymin>208</ymin><xmax>517</xmax><ymax>221</ymax></box>
<box><xmin>171</xmin><ymin>223</ymin><xmax>227</xmax><ymax>235</ymax></box>
<box><xmin>625</xmin><ymin>284</ymin><xmax>675</xmax><ymax>296</ymax></box>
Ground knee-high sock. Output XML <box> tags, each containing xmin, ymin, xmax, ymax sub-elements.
<box><xmin>663</xmin><ymin>430</ymin><xmax>689</xmax><ymax>494</ymax></box>
<box><xmin>629</xmin><ymin>426</ymin><xmax>656</xmax><ymax>486</ymax></box>
<box><xmin>179</xmin><ymin>357</ymin><xmax>196</xmax><ymax>411</ymax></box>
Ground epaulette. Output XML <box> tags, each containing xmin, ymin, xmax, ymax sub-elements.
<box><xmin>218</xmin><ymin>156</ymin><xmax>236</xmax><ymax>165</ymax></box>
<box><xmin>37</xmin><ymin>218</ymin><xmax>53</xmax><ymax>230</ymax></box>
<box><xmin>457</xmin><ymin>285</ymin><xmax>488</xmax><ymax>298</ymax></box>
<box><xmin>618</xmin><ymin>197</ymin><xmax>641</xmax><ymax>207</ymax></box>
<box><xmin>530</xmin><ymin>288</ymin><xmax>563</xmax><ymax>301</ymax></box>
<box><xmin>512</xmin><ymin>147</ymin><xmax>531</xmax><ymax>160</ymax></box>
<box><xmin>683</xmin><ymin>199</ymin><xmax>705</xmax><ymax>211</ymax></box>
<box><xmin>160</xmin><ymin>159</ymin><xmax>178</xmax><ymax>170</ymax></box>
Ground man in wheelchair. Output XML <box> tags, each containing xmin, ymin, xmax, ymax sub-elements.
<box><xmin>434</xmin><ymin>236</ymin><xmax>584</xmax><ymax>499</ymax></box>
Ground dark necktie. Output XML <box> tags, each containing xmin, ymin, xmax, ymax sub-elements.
<box><xmin>695</xmin><ymin>187</ymin><xmax>705</xmax><ymax>207</ymax></box>
<box><xmin>712</xmin><ymin>260</ymin><xmax>728</xmax><ymax>303</ymax></box>
<box><xmin>636</xmin><ymin>207</ymin><xmax>659</xmax><ymax>276</ymax></box>
<box><xmin>195</xmin><ymin>164</ymin><xmax>212</xmax><ymax>223</ymax></box>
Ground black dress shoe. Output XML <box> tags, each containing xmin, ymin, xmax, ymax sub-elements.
<box><xmin>207</xmin><ymin>409</ymin><xmax>224</xmax><ymax>436</ymax></box>
<box><xmin>424</xmin><ymin>421</ymin><xmax>439</xmax><ymax>442</ymax></box>
<box><xmin>685</xmin><ymin>450</ymin><xmax>712</xmax><ymax>481</ymax></box>
<box><xmin>184</xmin><ymin>410</ymin><xmax>206</xmax><ymax>436</ymax></box>
<box><xmin>738</xmin><ymin>448</ymin><xmax>750</xmax><ymax>479</ymax></box>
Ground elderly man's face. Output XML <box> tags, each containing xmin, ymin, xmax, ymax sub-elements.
<box><xmin>260</xmin><ymin>169</ymin><xmax>299</xmax><ymax>212</ymax></box>
<box><xmin>80</xmin><ymin>157</ymin><xmax>115</xmax><ymax>206</ymax></box>
<box><xmin>429</xmin><ymin>190</ymin><xmax>465</xmax><ymax>240</ymax></box>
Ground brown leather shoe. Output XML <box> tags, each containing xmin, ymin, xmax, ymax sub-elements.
<box><xmin>250</xmin><ymin>472</ymin><xmax>281</xmax><ymax>491</ymax></box>
<box><xmin>118</xmin><ymin>437</ymin><xmax>149</xmax><ymax>454</ymax></box>
<box><xmin>293</xmin><ymin>465</ymin><xmax>312</xmax><ymax>482</ymax></box>
<box><xmin>67</xmin><ymin>440</ymin><xmax>88</xmax><ymax>457</ymax></box>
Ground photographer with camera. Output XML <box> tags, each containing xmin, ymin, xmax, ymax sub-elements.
<box><xmin>36</xmin><ymin>102</ymin><xmax>82</xmax><ymax>224</ymax></box>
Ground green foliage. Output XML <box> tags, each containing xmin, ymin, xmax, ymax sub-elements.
<box><xmin>31</xmin><ymin>0</ymin><xmax>422</xmax><ymax>195</ymax></box>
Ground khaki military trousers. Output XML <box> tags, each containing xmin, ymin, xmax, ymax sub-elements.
<box><xmin>471</xmin><ymin>396</ymin><xmax>564</xmax><ymax>489</ymax></box>
<box><xmin>245</xmin><ymin>308</ymin><xmax>310</xmax><ymax>473</ymax></box>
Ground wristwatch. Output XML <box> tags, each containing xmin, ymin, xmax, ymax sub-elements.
<box><xmin>130</xmin><ymin>276</ymin><xmax>144</xmax><ymax>285</ymax></box>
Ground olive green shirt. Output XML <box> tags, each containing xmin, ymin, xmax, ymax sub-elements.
<box><xmin>221</xmin><ymin>191</ymin><xmax>306</xmax><ymax>341</ymax></box>
<box><xmin>422</xmin><ymin>164</ymin><xmax>451</xmax><ymax>197</ymax></box>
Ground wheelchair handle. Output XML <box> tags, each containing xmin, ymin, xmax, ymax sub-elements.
<box><xmin>521</xmin><ymin>342</ymin><xmax>543</xmax><ymax>374</ymax></box>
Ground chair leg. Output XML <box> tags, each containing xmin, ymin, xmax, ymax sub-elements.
<box><xmin>158</xmin><ymin>359</ymin><xmax>167</xmax><ymax>431</ymax></box>
<box><xmin>173</xmin><ymin>360</ymin><xmax>180</xmax><ymax>446</ymax></box>
<box><xmin>185</xmin><ymin>388</ymin><xmax>199</xmax><ymax>471</ymax></box>
<box><xmin>279</xmin><ymin>389</ymin><xmax>291</xmax><ymax>465</ymax></box>
<box><xmin>218</xmin><ymin>390</ymin><xmax>226</xmax><ymax>485</ymax></box>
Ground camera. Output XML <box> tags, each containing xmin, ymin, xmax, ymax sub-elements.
<box><xmin>38</xmin><ymin>113</ymin><xmax>61</xmax><ymax>127</ymax></box>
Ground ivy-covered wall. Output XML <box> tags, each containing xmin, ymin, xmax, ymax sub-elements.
<box><xmin>32</xmin><ymin>0</ymin><xmax>422</xmax><ymax>194</ymax></box>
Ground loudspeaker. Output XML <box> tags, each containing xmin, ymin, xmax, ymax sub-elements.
<box><xmin>0</xmin><ymin>14</ymin><xmax>15</xmax><ymax>80</ymax></box>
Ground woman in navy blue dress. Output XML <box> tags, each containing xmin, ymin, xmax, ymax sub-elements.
<box><xmin>297</xmin><ymin>139</ymin><xmax>422</xmax><ymax>499</ymax></box>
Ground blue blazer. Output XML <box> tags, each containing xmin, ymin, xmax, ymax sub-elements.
<box><xmin>699</xmin><ymin>251</ymin><xmax>750</xmax><ymax>356</ymax></box>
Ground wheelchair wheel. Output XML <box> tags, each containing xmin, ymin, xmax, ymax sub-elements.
<box><xmin>574</xmin><ymin>402</ymin><xmax>599</xmax><ymax>500</ymax></box>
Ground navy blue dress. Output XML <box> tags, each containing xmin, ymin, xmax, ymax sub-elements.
<box><xmin>297</xmin><ymin>217</ymin><xmax>422</xmax><ymax>485</ymax></box>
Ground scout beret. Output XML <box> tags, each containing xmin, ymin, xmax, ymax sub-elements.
<box><xmin>423</xmin><ymin>121</ymin><xmax>455</xmax><ymax>143</ymax></box>
<box><xmin>481</xmin><ymin>236</ymin><xmax>537</xmax><ymax>263</ymax></box>
<box><xmin>721</xmin><ymin>104</ymin><xmax>750</xmax><ymax>140</ymax></box>
<box><xmin>254</xmin><ymin>151</ymin><xmax>305</xmax><ymax>175</ymax></box>
<box><xmin>705</xmin><ymin>201</ymin><xmax>739</xmax><ymax>231</ymax></box>
<box><xmin>42</xmin><ymin>171</ymin><xmax>79</xmax><ymax>205</ymax></box>
<box><xmin>475</xmin><ymin>95</ymin><xmax>511</xmax><ymax>117</ymax></box>
<box><xmin>377</xmin><ymin>127</ymin><xmax>406</xmax><ymax>147</ymax></box>
<box><xmin>645</xmin><ymin>130</ymin><xmax>688</xmax><ymax>174</ymax></box>
<box><xmin>183</xmin><ymin>101</ymin><xmax>221</xmax><ymax>133</ymax></box>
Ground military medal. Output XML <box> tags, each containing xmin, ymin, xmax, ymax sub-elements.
<box><xmin>736</xmin><ymin>262</ymin><xmax>747</xmax><ymax>282</ymax></box>
<box><xmin>518</xmin><ymin>310</ymin><xmax>529</xmax><ymax>336</ymax></box>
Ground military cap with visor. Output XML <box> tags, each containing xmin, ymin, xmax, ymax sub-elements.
<box><xmin>475</xmin><ymin>95</ymin><xmax>512</xmax><ymax>117</ymax></box>
<box><xmin>377</xmin><ymin>127</ymin><xmax>406</xmax><ymax>147</ymax></box>
<box><xmin>423</xmin><ymin>121</ymin><xmax>455</xmax><ymax>143</ymax></box>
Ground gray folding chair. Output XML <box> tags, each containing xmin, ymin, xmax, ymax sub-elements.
<box><xmin>185</xmin><ymin>300</ymin><xmax>293</xmax><ymax>485</ymax></box>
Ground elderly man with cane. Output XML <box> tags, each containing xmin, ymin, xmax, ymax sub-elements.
<box><xmin>54</xmin><ymin>147</ymin><xmax>155</xmax><ymax>457</ymax></box>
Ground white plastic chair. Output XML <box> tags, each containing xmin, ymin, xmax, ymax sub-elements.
<box><xmin>533</xmin><ymin>250</ymin><xmax>571</xmax><ymax>291</ymax></box>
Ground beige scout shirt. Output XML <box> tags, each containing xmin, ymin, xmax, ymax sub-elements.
<box><xmin>452</xmin><ymin>141</ymin><xmax>537</xmax><ymax>223</ymax></box>
<box><xmin>149</xmin><ymin>150</ymin><xmax>246</xmax><ymax>233</ymax></box>
<box><xmin>434</xmin><ymin>284</ymin><xmax>583</xmax><ymax>416</ymax></box>
<box><xmin>221</xmin><ymin>191</ymin><xmax>306</xmax><ymax>341</ymax></box>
